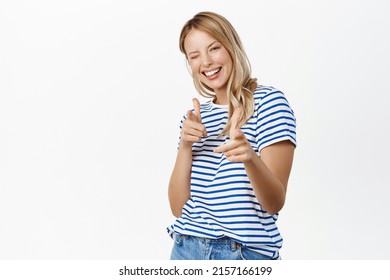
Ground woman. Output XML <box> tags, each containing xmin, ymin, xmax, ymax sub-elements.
<box><xmin>167</xmin><ymin>11</ymin><xmax>296</xmax><ymax>260</ymax></box>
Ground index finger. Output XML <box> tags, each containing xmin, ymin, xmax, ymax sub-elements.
<box><xmin>230</xmin><ymin>106</ymin><xmax>243</xmax><ymax>137</ymax></box>
<box><xmin>192</xmin><ymin>98</ymin><xmax>201</xmax><ymax>119</ymax></box>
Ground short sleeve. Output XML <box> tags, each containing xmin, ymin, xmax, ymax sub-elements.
<box><xmin>176</xmin><ymin>114</ymin><xmax>187</xmax><ymax>150</ymax></box>
<box><xmin>255</xmin><ymin>88</ymin><xmax>297</xmax><ymax>152</ymax></box>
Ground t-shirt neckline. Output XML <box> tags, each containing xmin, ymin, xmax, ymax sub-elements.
<box><xmin>211</xmin><ymin>101</ymin><xmax>228</xmax><ymax>109</ymax></box>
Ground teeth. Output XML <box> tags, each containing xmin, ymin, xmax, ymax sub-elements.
<box><xmin>204</xmin><ymin>68</ymin><xmax>220</xmax><ymax>77</ymax></box>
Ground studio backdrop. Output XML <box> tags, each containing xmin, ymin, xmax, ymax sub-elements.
<box><xmin>0</xmin><ymin>0</ymin><xmax>389</xmax><ymax>259</ymax></box>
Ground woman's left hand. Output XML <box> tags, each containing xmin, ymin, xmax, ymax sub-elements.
<box><xmin>214</xmin><ymin>107</ymin><xmax>256</xmax><ymax>163</ymax></box>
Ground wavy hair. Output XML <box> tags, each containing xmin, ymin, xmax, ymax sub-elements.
<box><xmin>179</xmin><ymin>11</ymin><xmax>257</xmax><ymax>137</ymax></box>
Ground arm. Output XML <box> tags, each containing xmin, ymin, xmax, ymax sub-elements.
<box><xmin>168</xmin><ymin>98</ymin><xmax>207</xmax><ymax>218</ymax></box>
<box><xmin>168</xmin><ymin>144</ymin><xmax>192</xmax><ymax>218</ymax></box>
<box><xmin>214</xmin><ymin>107</ymin><xmax>295</xmax><ymax>215</ymax></box>
<box><xmin>243</xmin><ymin>140</ymin><xmax>295</xmax><ymax>215</ymax></box>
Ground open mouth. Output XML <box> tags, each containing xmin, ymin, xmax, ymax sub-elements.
<box><xmin>203</xmin><ymin>67</ymin><xmax>222</xmax><ymax>77</ymax></box>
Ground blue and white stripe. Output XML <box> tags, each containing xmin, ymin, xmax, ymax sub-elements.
<box><xmin>168</xmin><ymin>85</ymin><xmax>297</xmax><ymax>259</ymax></box>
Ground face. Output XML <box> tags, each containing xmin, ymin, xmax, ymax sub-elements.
<box><xmin>184</xmin><ymin>29</ymin><xmax>233</xmax><ymax>97</ymax></box>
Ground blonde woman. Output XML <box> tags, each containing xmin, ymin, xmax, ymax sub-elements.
<box><xmin>168</xmin><ymin>11</ymin><xmax>296</xmax><ymax>260</ymax></box>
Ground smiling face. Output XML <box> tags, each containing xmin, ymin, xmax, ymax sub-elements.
<box><xmin>184</xmin><ymin>28</ymin><xmax>233</xmax><ymax>100</ymax></box>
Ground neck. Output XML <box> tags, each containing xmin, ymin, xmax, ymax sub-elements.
<box><xmin>213</xmin><ymin>90</ymin><xmax>228</xmax><ymax>105</ymax></box>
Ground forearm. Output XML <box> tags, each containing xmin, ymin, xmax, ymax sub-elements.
<box><xmin>244</xmin><ymin>150</ymin><xmax>286</xmax><ymax>215</ymax></box>
<box><xmin>168</xmin><ymin>143</ymin><xmax>193</xmax><ymax>217</ymax></box>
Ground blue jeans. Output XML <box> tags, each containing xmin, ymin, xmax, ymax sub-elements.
<box><xmin>170</xmin><ymin>233</ymin><xmax>273</xmax><ymax>260</ymax></box>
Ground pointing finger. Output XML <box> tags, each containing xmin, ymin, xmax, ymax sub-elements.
<box><xmin>192</xmin><ymin>98</ymin><xmax>200</xmax><ymax>116</ymax></box>
<box><xmin>192</xmin><ymin>98</ymin><xmax>201</xmax><ymax>121</ymax></box>
<box><xmin>214</xmin><ymin>137</ymin><xmax>241</xmax><ymax>153</ymax></box>
<box><xmin>230</xmin><ymin>106</ymin><xmax>243</xmax><ymax>139</ymax></box>
<box><xmin>231</xmin><ymin>106</ymin><xmax>242</xmax><ymax>130</ymax></box>
<box><xmin>186</xmin><ymin>110</ymin><xmax>207</xmax><ymax>137</ymax></box>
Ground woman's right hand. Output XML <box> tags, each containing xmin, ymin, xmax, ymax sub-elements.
<box><xmin>180</xmin><ymin>98</ymin><xmax>207</xmax><ymax>148</ymax></box>
<box><xmin>169</xmin><ymin>98</ymin><xmax>206</xmax><ymax>217</ymax></box>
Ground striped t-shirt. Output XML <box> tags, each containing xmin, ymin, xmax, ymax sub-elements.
<box><xmin>167</xmin><ymin>85</ymin><xmax>297</xmax><ymax>259</ymax></box>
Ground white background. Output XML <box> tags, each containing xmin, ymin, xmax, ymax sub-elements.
<box><xmin>1</xmin><ymin>0</ymin><xmax>389</xmax><ymax>260</ymax></box>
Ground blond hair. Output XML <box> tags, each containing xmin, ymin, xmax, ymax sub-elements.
<box><xmin>179</xmin><ymin>11</ymin><xmax>257</xmax><ymax>136</ymax></box>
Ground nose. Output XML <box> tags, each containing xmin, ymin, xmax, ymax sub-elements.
<box><xmin>201</xmin><ymin>53</ymin><xmax>212</xmax><ymax>67</ymax></box>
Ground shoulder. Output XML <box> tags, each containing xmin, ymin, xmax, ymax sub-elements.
<box><xmin>199</xmin><ymin>100</ymin><xmax>213</xmax><ymax>112</ymax></box>
<box><xmin>253</xmin><ymin>85</ymin><xmax>295</xmax><ymax>118</ymax></box>
<box><xmin>253</xmin><ymin>85</ymin><xmax>288</xmax><ymax>106</ymax></box>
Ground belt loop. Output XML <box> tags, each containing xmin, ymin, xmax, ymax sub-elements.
<box><xmin>231</xmin><ymin>239</ymin><xmax>237</xmax><ymax>251</ymax></box>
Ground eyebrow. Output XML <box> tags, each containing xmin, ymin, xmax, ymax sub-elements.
<box><xmin>188</xmin><ymin>41</ymin><xmax>218</xmax><ymax>56</ymax></box>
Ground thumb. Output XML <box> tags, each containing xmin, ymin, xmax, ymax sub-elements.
<box><xmin>186</xmin><ymin>110</ymin><xmax>196</xmax><ymax>121</ymax></box>
<box><xmin>192</xmin><ymin>98</ymin><xmax>202</xmax><ymax>122</ymax></box>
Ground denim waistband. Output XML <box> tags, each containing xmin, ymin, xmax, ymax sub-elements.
<box><xmin>177</xmin><ymin>233</ymin><xmax>242</xmax><ymax>250</ymax></box>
